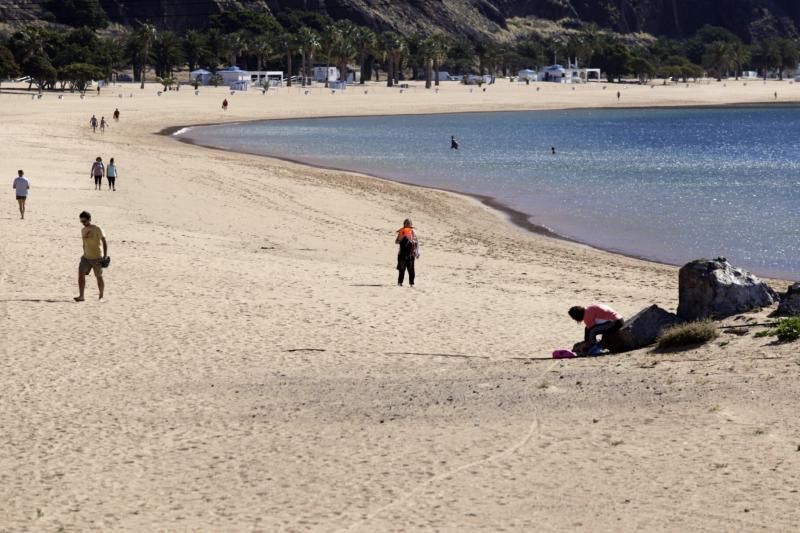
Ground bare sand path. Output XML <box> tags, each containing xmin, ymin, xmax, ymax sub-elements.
<box><xmin>1</xmin><ymin>81</ymin><xmax>798</xmax><ymax>531</ymax></box>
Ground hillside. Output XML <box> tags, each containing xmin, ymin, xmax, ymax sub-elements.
<box><xmin>1</xmin><ymin>0</ymin><xmax>799</xmax><ymax>41</ymax></box>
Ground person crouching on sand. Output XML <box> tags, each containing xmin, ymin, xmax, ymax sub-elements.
<box><xmin>568</xmin><ymin>303</ymin><xmax>624</xmax><ymax>356</ymax></box>
<box><xmin>76</xmin><ymin>210</ymin><xmax>108</xmax><ymax>302</ymax></box>
<box><xmin>396</xmin><ymin>219</ymin><xmax>418</xmax><ymax>287</ymax></box>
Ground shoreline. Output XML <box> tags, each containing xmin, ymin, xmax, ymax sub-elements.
<box><xmin>163</xmin><ymin>102</ymin><xmax>800</xmax><ymax>281</ymax></box>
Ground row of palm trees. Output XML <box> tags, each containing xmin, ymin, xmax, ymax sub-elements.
<box><xmin>120</xmin><ymin>19</ymin><xmax>462</xmax><ymax>89</ymax></box>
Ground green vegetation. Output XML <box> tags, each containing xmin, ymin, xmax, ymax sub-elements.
<box><xmin>1</xmin><ymin>7</ymin><xmax>798</xmax><ymax>92</ymax></box>
<box><xmin>754</xmin><ymin>318</ymin><xmax>800</xmax><ymax>343</ymax></box>
<box><xmin>657</xmin><ymin>321</ymin><xmax>719</xmax><ymax>350</ymax></box>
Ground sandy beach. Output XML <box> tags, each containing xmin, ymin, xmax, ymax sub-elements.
<box><xmin>1</xmin><ymin>80</ymin><xmax>799</xmax><ymax>531</ymax></box>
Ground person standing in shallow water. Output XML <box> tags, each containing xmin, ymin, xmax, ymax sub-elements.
<box><xmin>396</xmin><ymin>219</ymin><xmax>418</xmax><ymax>287</ymax></box>
<box><xmin>450</xmin><ymin>135</ymin><xmax>459</xmax><ymax>150</ymax></box>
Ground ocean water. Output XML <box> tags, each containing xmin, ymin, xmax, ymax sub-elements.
<box><xmin>180</xmin><ymin>106</ymin><xmax>800</xmax><ymax>279</ymax></box>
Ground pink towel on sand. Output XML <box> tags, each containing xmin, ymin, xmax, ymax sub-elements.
<box><xmin>552</xmin><ymin>349</ymin><xmax>576</xmax><ymax>359</ymax></box>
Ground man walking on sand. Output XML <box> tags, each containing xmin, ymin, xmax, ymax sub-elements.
<box><xmin>75</xmin><ymin>211</ymin><xmax>108</xmax><ymax>302</ymax></box>
<box><xmin>12</xmin><ymin>170</ymin><xmax>29</xmax><ymax>219</ymax></box>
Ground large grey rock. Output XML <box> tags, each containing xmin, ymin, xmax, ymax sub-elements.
<box><xmin>604</xmin><ymin>304</ymin><xmax>682</xmax><ymax>353</ymax></box>
<box><xmin>776</xmin><ymin>283</ymin><xmax>800</xmax><ymax>316</ymax></box>
<box><xmin>677</xmin><ymin>258</ymin><xmax>778</xmax><ymax>321</ymax></box>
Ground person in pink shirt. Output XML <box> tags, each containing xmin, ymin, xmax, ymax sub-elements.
<box><xmin>568</xmin><ymin>303</ymin><xmax>624</xmax><ymax>355</ymax></box>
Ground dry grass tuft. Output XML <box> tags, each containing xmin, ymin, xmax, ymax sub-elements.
<box><xmin>657</xmin><ymin>320</ymin><xmax>719</xmax><ymax>350</ymax></box>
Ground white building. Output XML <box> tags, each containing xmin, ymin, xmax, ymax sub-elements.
<box><xmin>217</xmin><ymin>66</ymin><xmax>284</xmax><ymax>86</ymax></box>
<box><xmin>189</xmin><ymin>69</ymin><xmax>213</xmax><ymax>85</ymax></box>
<box><xmin>313</xmin><ymin>66</ymin><xmax>340</xmax><ymax>82</ymax></box>
<box><xmin>540</xmin><ymin>64</ymin><xmax>601</xmax><ymax>83</ymax></box>
<box><xmin>517</xmin><ymin>69</ymin><xmax>538</xmax><ymax>81</ymax></box>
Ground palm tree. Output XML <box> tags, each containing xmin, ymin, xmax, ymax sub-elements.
<box><xmin>151</xmin><ymin>31</ymin><xmax>184</xmax><ymax>79</ymax></box>
<box><xmin>329</xmin><ymin>26</ymin><xmax>356</xmax><ymax>85</ymax></box>
<box><xmin>380</xmin><ymin>31</ymin><xmax>405</xmax><ymax>87</ymax></box>
<box><xmin>420</xmin><ymin>36</ymin><xmax>435</xmax><ymax>89</ymax></box>
<box><xmin>297</xmin><ymin>26</ymin><xmax>319</xmax><ymax>86</ymax></box>
<box><xmin>777</xmin><ymin>38</ymin><xmax>799</xmax><ymax>81</ymax></box>
<box><xmin>753</xmin><ymin>39</ymin><xmax>780</xmax><ymax>80</ymax></box>
<box><xmin>702</xmin><ymin>41</ymin><xmax>734</xmax><ymax>81</ymax></box>
<box><xmin>351</xmin><ymin>26</ymin><xmax>377</xmax><ymax>84</ymax></box>
<box><xmin>429</xmin><ymin>33</ymin><xmax>450</xmax><ymax>86</ymax></box>
<box><xmin>225</xmin><ymin>32</ymin><xmax>248</xmax><ymax>67</ymax></box>
<box><xmin>729</xmin><ymin>41</ymin><xmax>751</xmax><ymax>80</ymax></box>
<box><xmin>205</xmin><ymin>28</ymin><xmax>228</xmax><ymax>69</ymax></box>
<box><xmin>251</xmin><ymin>35</ymin><xmax>273</xmax><ymax>73</ymax></box>
<box><xmin>320</xmin><ymin>24</ymin><xmax>339</xmax><ymax>87</ymax></box>
<box><xmin>183</xmin><ymin>30</ymin><xmax>209</xmax><ymax>72</ymax></box>
<box><xmin>134</xmin><ymin>23</ymin><xmax>156</xmax><ymax>89</ymax></box>
<box><xmin>275</xmin><ymin>32</ymin><xmax>299</xmax><ymax>87</ymax></box>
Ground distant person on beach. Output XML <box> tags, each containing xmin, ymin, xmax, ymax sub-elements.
<box><xmin>222</xmin><ymin>99</ymin><xmax>228</xmax><ymax>111</ymax></box>
<box><xmin>97</xmin><ymin>85</ymin><xmax>101</xmax><ymax>96</ymax></box>
<box><xmin>90</xmin><ymin>115</ymin><xmax>98</xmax><ymax>132</ymax></box>
<box><xmin>13</xmin><ymin>170</ymin><xmax>29</xmax><ymax>219</ymax></box>
<box><xmin>569</xmin><ymin>304</ymin><xmax>624</xmax><ymax>356</ymax></box>
<box><xmin>396</xmin><ymin>219</ymin><xmax>418</xmax><ymax>287</ymax></box>
<box><xmin>451</xmin><ymin>136</ymin><xmax>459</xmax><ymax>150</ymax></box>
<box><xmin>90</xmin><ymin>157</ymin><xmax>105</xmax><ymax>190</ymax></box>
<box><xmin>113</xmin><ymin>108</ymin><xmax>120</xmax><ymax>121</ymax></box>
<box><xmin>775</xmin><ymin>91</ymin><xmax>778</xmax><ymax>100</ymax></box>
<box><xmin>617</xmin><ymin>91</ymin><xmax>621</xmax><ymax>101</ymax></box>
<box><xmin>75</xmin><ymin>210</ymin><xmax>108</xmax><ymax>302</ymax></box>
<box><xmin>107</xmin><ymin>158</ymin><xmax>117</xmax><ymax>191</ymax></box>
<box><xmin>100</xmin><ymin>117</ymin><xmax>107</xmax><ymax>133</ymax></box>
<box><xmin>551</xmin><ymin>146</ymin><xmax>556</xmax><ymax>155</ymax></box>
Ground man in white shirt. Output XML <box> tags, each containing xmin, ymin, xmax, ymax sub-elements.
<box><xmin>12</xmin><ymin>170</ymin><xmax>29</xmax><ymax>219</ymax></box>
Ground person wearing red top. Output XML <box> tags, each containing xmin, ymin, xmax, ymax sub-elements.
<box><xmin>395</xmin><ymin>219</ymin><xmax>418</xmax><ymax>287</ymax></box>
<box><xmin>568</xmin><ymin>303</ymin><xmax>624</xmax><ymax>355</ymax></box>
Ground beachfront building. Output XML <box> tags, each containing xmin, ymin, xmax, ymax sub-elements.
<box><xmin>313</xmin><ymin>66</ymin><xmax>340</xmax><ymax>83</ymax></box>
<box><xmin>189</xmin><ymin>69</ymin><xmax>213</xmax><ymax>85</ymax></box>
<box><xmin>217</xmin><ymin>66</ymin><xmax>284</xmax><ymax>87</ymax></box>
<box><xmin>540</xmin><ymin>64</ymin><xmax>602</xmax><ymax>83</ymax></box>
<box><xmin>517</xmin><ymin>69</ymin><xmax>538</xmax><ymax>81</ymax></box>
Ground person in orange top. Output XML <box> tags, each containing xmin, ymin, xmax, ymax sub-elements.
<box><xmin>395</xmin><ymin>218</ymin><xmax>418</xmax><ymax>287</ymax></box>
<box><xmin>568</xmin><ymin>303</ymin><xmax>624</xmax><ymax>355</ymax></box>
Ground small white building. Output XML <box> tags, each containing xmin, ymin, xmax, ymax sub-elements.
<box><xmin>517</xmin><ymin>69</ymin><xmax>538</xmax><ymax>81</ymax></box>
<box><xmin>190</xmin><ymin>69</ymin><xmax>213</xmax><ymax>85</ymax></box>
<box><xmin>540</xmin><ymin>64</ymin><xmax>601</xmax><ymax>83</ymax></box>
<box><xmin>218</xmin><ymin>66</ymin><xmax>284</xmax><ymax>86</ymax></box>
<box><xmin>313</xmin><ymin>66</ymin><xmax>340</xmax><ymax>82</ymax></box>
<box><xmin>741</xmin><ymin>70</ymin><xmax>759</xmax><ymax>79</ymax></box>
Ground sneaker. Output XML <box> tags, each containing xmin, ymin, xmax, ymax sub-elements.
<box><xmin>587</xmin><ymin>345</ymin><xmax>605</xmax><ymax>356</ymax></box>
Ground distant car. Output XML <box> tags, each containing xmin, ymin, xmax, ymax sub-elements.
<box><xmin>117</xmin><ymin>74</ymin><xmax>133</xmax><ymax>82</ymax></box>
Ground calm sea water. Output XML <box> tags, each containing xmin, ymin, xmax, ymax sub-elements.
<box><xmin>180</xmin><ymin>106</ymin><xmax>800</xmax><ymax>279</ymax></box>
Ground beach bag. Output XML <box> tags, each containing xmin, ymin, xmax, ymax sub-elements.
<box><xmin>414</xmin><ymin>242</ymin><xmax>421</xmax><ymax>259</ymax></box>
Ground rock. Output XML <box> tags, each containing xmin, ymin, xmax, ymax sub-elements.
<box><xmin>677</xmin><ymin>258</ymin><xmax>778</xmax><ymax>321</ymax></box>
<box><xmin>604</xmin><ymin>305</ymin><xmax>682</xmax><ymax>353</ymax></box>
<box><xmin>776</xmin><ymin>283</ymin><xmax>800</xmax><ymax>316</ymax></box>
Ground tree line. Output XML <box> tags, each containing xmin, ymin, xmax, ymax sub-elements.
<box><xmin>0</xmin><ymin>9</ymin><xmax>798</xmax><ymax>92</ymax></box>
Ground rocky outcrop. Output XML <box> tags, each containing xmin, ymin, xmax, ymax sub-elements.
<box><xmin>677</xmin><ymin>258</ymin><xmax>778</xmax><ymax>321</ymax></box>
<box><xmin>604</xmin><ymin>304</ymin><xmax>682</xmax><ymax>353</ymax></box>
<box><xmin>776</xmin><ymin>283</ymin><xmax>800</xmax><ymax>316</ymax></box>
<box><xmin>6</xmin><ymin>0</ymin><xmax>798</xmax><ymax>41</ymax></box>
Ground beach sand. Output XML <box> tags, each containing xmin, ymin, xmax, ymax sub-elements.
<box><xmin>1</xmin><ymin>80</ymin><xmax>799</xmax><ymax>531</ymax></box>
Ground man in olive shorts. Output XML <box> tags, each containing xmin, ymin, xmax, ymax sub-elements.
<box><xmin>75</xmin><ymin>211</ymin><xmax>108</xmax><ymax>302</ymax></box>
